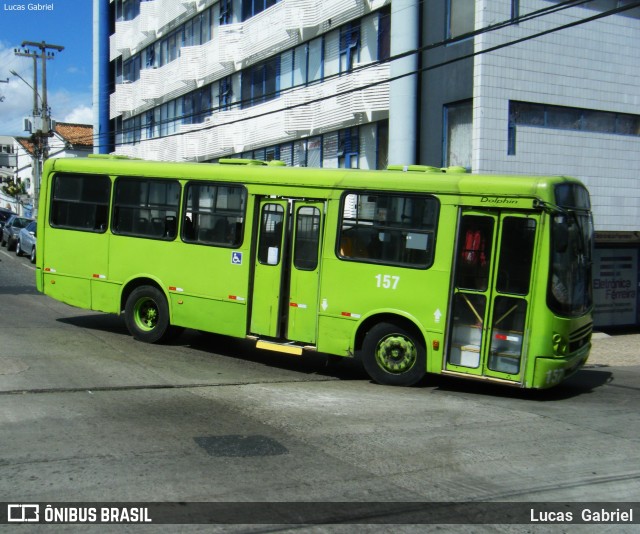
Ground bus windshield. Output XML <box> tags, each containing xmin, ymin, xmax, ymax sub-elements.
<box><xmin>548</xmin><ymin>184</ymin><xmax>593</xmax><ymax>317</ymax></box>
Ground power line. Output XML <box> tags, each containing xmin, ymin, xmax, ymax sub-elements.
<box><xmin>100</xmin><ymin>0</ymin><xmax>597</xmax><ymax>143</ymax></box>
<box><xmin>103</xmin><ymin>0</ymin><xmax>640</xmax><ymax>151</ymax></box>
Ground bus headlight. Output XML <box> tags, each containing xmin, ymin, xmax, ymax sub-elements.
<box><xmin>552</xmin><ymin>333</ymin><xmax>568</xmax><ymax>356</ymax></box>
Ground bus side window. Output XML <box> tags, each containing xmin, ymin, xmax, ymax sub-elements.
<box><xmin>50</xmin><ymin>173</ymin><xmax>111</xmax><ymax>233</ymax></box>
<box><xmin>112</xmin><ymin>177</ymin><xmax>180</xmax><ymax>240</ymax></box>
<box><xmin>182</xmin><ymin>182</ymin><xmax>247</xmax><ymax>248</ymax></box>
<box><xmin>338</xmin><ymin>192</ymin><xmax>438</xmax><ymax>268</ymax></box>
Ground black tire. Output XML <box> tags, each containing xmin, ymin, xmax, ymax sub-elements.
<box><xmin>30</xmin><ymin>245</ymin><xmax>36</xmax><ymax>264</ymax></box>
<box><xmin>361</xmin><ymin>322</ymin><xmax>426</xmax><ymax>386</ymax></box>
<box><xmin>15</xmin><ymin>240</ymin><xmax>22</xmax><ymax>256</ymax></box>
<box><xmin>124</xmin><ymin>285</ymin><xmax>171</xmax><ymax>343</ymax></box>
<box><xmin>6</xmin><ymin>237</ymin><xmax>15</xmax><ymax>251</ymax></box>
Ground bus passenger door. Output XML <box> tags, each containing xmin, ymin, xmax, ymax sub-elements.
<box><xmin>446</xmin><ymin>210</ymin><xmax>538</xmax><ymax>383</ymax></box>
<box><xmin>286</xmin><ymin>202</ymin><xmax>323</xmax><ymax>344</ymax></box>
<box><xmin>250</xmin><ymin>200</ymin><xmax>287</xmax><ymax>338</ymax></box>
<box><xmin>250</xmin><ymin>199</ymin><xmax>324</xmax><ymax>343</ymax></box>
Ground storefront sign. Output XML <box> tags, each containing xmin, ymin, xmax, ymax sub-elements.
<box><xmin>592</xmin><ymin>248</ymin><xmax>638</xmax><ymax>327</ymax></box>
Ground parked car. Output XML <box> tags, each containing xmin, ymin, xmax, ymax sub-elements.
<box><xmin>16</xmin><ymin>220</ymin><xmax>37</xmax><ymax>263</ymax></box>
<box><xmin>0</xmin><ymin>207</ymin><xmax>16</xmax><ymax>230</ymax></box>
<box><xmin>1</xmin><ymin>215</ymin><xmax>33</xmax><ymax>251</ymax></box>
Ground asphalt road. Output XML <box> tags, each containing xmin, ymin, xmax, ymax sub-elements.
<box><xmin>0</xmin><ymin>246</ymin><xmax>639</xmax><ymax>532</ymax></box>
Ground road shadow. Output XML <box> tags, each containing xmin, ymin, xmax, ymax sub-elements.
<box><xmin>58</xmin><ymin>313</ymin><xmax>129</xmax><ymax>336</ymax></box>
<box><xmin>56</xmin><ymin>313</ymin><xmax>615</xmax><ymax>394</ymax></box>
<box><xmin>425</xmin><ymin>367</ymin><xmax>613</xmax><ymax>401</ymax></box>
<box><xmin>186</xmin><ymin>330</ymin><xmax>367</xmax><ymax>381</ymax></box>
<box><xmin>57</xmin><ymin>314</ymin><xmax>367</xmax><ymax>381</ymax></box>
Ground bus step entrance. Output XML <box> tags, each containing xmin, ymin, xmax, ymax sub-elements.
<box><xmin>251</xmin><ymin>338</ymin><xmax>316</xmax><ymax>356</ymax></box>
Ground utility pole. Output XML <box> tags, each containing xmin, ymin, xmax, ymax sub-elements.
<box><xmin>13</xmin><ymin>41</ymin><xmax>64</xmax><ymax>213</ymax></box>
<box><xmin>0</xmin><ymin>78</ymin><xmax>8</xmax><ymax>103</ymax></box>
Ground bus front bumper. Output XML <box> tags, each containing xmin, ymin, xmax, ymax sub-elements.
<box><xmin>531</xmin><ymin>344</ymin><xmax>591</xmax><ymax>389</ymax></box>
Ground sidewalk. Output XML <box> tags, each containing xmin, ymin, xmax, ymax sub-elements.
<box><xmin>587</xmin><ymin>332</ymin><xmax>640</xmax><ymax>366</ymax></box>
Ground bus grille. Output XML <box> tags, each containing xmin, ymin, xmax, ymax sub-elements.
<box><xmin>569</xmin><ymin>322</ymin><xmax>592</xmax><ymax>353</ymax></box>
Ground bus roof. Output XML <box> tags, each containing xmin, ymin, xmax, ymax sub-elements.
<box><xmin>44</xmin><ymin>156</ymin><xmax>584</xmax><ymax>201</ymax></box>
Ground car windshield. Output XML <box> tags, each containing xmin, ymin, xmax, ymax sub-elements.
<box><xmin>13</xmin><ymin>217</ymin><xmax>31</xmax><ymax>229</ymax></box>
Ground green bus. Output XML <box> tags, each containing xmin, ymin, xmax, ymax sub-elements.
<box><xmin>36</xmin><ymin>156</ymin><xmax>593</xmax><ymax>388</ymax></box>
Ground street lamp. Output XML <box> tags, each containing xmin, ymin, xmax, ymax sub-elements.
<box><xmin>10</xmin><ymin>67</ymin><xmax>44</xmax><ymax>120</ymax></box>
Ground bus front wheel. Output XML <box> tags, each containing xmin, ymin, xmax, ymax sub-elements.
<box><xmin>125</xmin><ymin>286</ymin><xmax>171</xmax><ymax>343</ymax></box>
<box><xmin>361</xmin><ymin>322</ymin><xmax>426</xmax><ymax>386</ymax></box>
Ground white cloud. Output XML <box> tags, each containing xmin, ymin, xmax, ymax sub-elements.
<box><xmin>0</xmin><ymin>44</ymin><xmax>37</xmax><ymax>136</ymax></box>
<box><xmin>0</xmin><ymin>42</ymin><xmax>93</xmax><ymax>136</ymax></box>
<box><xmin>62</xmin><ymin>104</ymin><xmax>93</xmax><ymax>125</ymax></box>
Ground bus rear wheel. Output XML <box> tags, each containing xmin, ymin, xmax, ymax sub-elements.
<box><xmin>125</xmin><ymin>286</ymin><xmax>171</xmax><ymax>343</ymax></box>
<box><xmin>361</xmin><ymin>322</ymin><xmax>426</xmax><ymax>386</ymax></box>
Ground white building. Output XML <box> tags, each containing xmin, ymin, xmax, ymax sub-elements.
<box><xmin>103</xmin><ymin>0</ymin><xmax>392</xmax><ymax>168</ymax></box>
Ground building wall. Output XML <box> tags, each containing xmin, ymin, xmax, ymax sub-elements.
<box><xmin>419</xmin><ymin>2</ymin><xmax>474</xmax><ymax>168</ymax></box>
<box><xmin>472</xmin><ymin>0</ymin><xmax>640</xmax><ymax>232</ymax></box>
<box><xmin>108</xmin><ymin>0</ymin><xmax>392</xmax><ymax>167</ymax></box>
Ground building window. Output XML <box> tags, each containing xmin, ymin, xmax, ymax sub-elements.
<box><xmin>444</xmin><ymin>101</ymin><xmax>472</xmax><ymax>168</ymax></box>
<box><xmin>339</xmin><ymin>22</ymin><xmax>360</xmax><ymax>73</ymax></box>
<box><xmin>183</xmin><ymin>87</ymin><xmax>213</xmax><ymax>125</ymax></box>
<box><xmin>241</xmin><ymin>57</ymin><xmax>280</xmax><ymax>108</ymax></box>
<box><xmin>377</xmin><ymin>120</ymin><xmax>389</xmax><ymax>170</ymax></box>
<box><xmin>116</xmin><ymin>0</ymin><xmax>149</xmax><ymax>22</ymax></box>
<box><xmin>508</xmin><ymin>101</ymin><xmax>640</xmax><ymax>155</ymax></box>
<box><xmin>447</xmin><ymin>0</ymin><xmax>475</xmax><ymax>39</ymax></box>
<box><xmin>293</xmin><ymin>37</ymin><xmax>323</xmax><ymax>86</ymax></box>
<box><xmin>511</xmin><ymin>0</ymin><xmax>520</xmax><ymax>21</ymax></box>
<box><xmin>544</xmin><ymin>0</ymin><xmax>639</xmax><ymax>20</ymax></box>
<box><xmin>338</xmin><ymin>128</ymin><xmax>359</xmax><ymax>169</ymax></box>
<box><xmin>378</xmin><ymin>8</ymin><xmax>391</xmax><ymax>61</ymax></box>
<box><xmin>123</xmin><ymin>56</ymin><xmax>141</xmax><ymax>83</ymax></box>
<box><xmin>242</xmin><ymin>0</ymin><xmax>279</xmax><ymax>22</ymax></box>
<box><xmin>220</xmin><ymin>0</ymin><xmax>233</xmax><ymax>25</ymax></box>
<box><xmin>218</xmin><ymin>76</ymin><xmax>233</xmax><ymax>111</ymax></box>
<box><xmin>123</xmin><ymin>115</ymin><xmax>142</xmax><ymax>144</ymax></box>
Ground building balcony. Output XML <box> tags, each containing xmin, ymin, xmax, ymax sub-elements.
<box><xmin>285</xmin><ymin>63</ymin><xmax>390</xmax><ymax>133</ymax></box>
<box><xmin>140</xmin><ymin>60</ymin><xmax>197</xmax><ymax>103</ymax></box>
<box><xmin>110</xmin><ymin>0</ymin><xmax>194</xmax><ymax>61</ymax></box>
<box><xmin>139</xmin><ymin>0</ymin><xmax>194</xmax><ymax>39</ymax></box>
<box><xmin>114</xmin><ymin>62</ymin><xmax>389</xmax><ymax>161</ymax></box>
<box><xmin>110</xmin><ymin>82</ymin><xmax>142</xmax><ymax>119</ymax></box>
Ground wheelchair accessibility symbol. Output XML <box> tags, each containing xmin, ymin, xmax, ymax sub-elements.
<box><xmin>231</xmin><ymin>252</ymin><xmax>243</xmax><ymax>265</ymax></box>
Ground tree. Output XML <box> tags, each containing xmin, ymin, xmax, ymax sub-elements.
<box><xmin>2</xmin><ymin>180</ymin><xmax>26</xmax><ymax>198</ymax></box>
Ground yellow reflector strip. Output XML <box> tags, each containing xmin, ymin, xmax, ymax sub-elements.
<box><xmin>256</xmin><ymin>340</ymin><xmax>303</xmax><ymax>356</ymax></box>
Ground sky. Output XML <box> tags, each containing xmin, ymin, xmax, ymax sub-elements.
<box><xmin>0</xmin><ymin>0</ymin><xmax>93</xmax><ymax>137</ymax></box>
